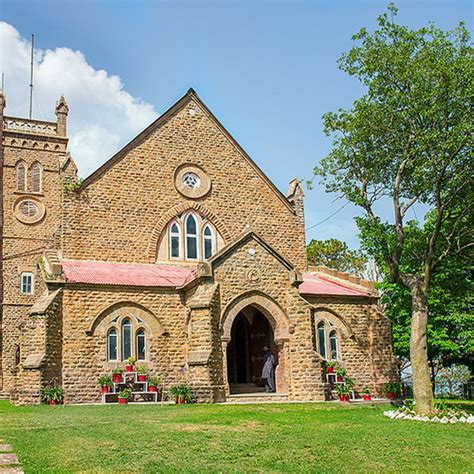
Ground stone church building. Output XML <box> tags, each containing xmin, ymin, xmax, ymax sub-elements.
<box><xmin>0</xmin><ymin>89</ymin><xmax>398</xmax><ymax>404</ymax></box>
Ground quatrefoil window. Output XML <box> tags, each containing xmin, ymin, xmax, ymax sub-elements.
<box><xmin>182</xmin><ymin>172</ymin><xmax>201</xmax><ymax>189</ymax></box>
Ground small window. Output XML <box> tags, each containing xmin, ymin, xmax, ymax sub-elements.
<box><xmin>185</xmin><ymin>213</ymin><xmax>198</xmax><ymax>260</ymax></box>
<box><xmin>31</xmin><ymin>163</ymin><xmax>42</xmax><ymax>193</ymax></box>
<box><xmin>169</xmin><ymin>222</ymin><xmax>181</xmax><ymax>259</ymax></box>
<box><xmin>19</xmin><ymin>201</ymin><xmax>39</xmax><ymax>218</ymax></box>
<box><xmin>329</xmin><ymin>330</ymin><xmax>338</xmax><ymax>360</ymax></box>
<box><xmin>202</xmin><ymin>224</ymin><xmax>213</xmax><ymax>259</ymax></box>
<box><xmin>136</xmin><ymin>329</ymin><xmax>146</xmax><ymax>360</ymax></box>
<box><xmin>16</xmin><ymin>162</ymin><xmax>27</xmax><ymax>192</ymax></box>
<box><xmin>317</xmin><ymin>322</ymin><xmax>326</xmax><ymax>359</ymax></box>
<box><xmin>15</xmin><ymin>345</ymin><xmax>21</xmax><ymax>366</ymax></box>
<box><xmin>182</xmin><ymin>172</ymin><xmax>201</xmax><ymax>189</ymax></box>
<box><xmin>122</xmin><ymin>319</ymin><xmax>132</xmax><ymax>361</ymax></box>
<box><xmin>20</xmin><ymin>272</ymin><xmax>34</xmax><ymax>295</ymax></box>
<box><xmin>107</xmin><ymin>328</ymin><xmax>118</xmax><ymax>361</ymax></box>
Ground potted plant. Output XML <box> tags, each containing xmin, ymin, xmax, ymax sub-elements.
<box><xmin>148</xmin><ymin>375</ymin><xmax>161</xmax><ymax>393</ymax></box>
<box><xmin>137</xmin><ymin>365</ymin><xmax>148</xmax><ymax>382</ymax></box>
<box><xmin>125</xmin><ymin>356</ymin><xmax>136</xmax><ymax>372</ymax></box>
<box><xmin>383</xmin><ymin>382</ymin><xmax>400</xmax><ymax>399</ymax></box>
<box><xmin>325</xmin><ymin>360</ymin><xmax>338</xmax><ymax>374</ymax></box>
<box><xmin>41</xmin><ymin>385</ymin><xmax>64</xmax><ymax>405</ymax></box>
<box><xmin>118</xmin><ymin>388</ymin><xmax>132</xmax><ymax>405</ymax></box>
<box><xmin>112</xmin><ymin>367</ymin><xmax>123</xmax><ymax>383</ymax></box>
<box><xmin>362</xmin><ymin>386</ymin><xmax>372</xmax><ymax>401</ymax></box>
<box><xmin>97</xmin><ymin>375</ymin><xmax>113</xmax><ymax>394</ymax></box>
<box><xmin>335</xmin><ymin>366</ymin><xmax>347</xmax><ymax>383</ymax></box>
<box><xmin>169</xmin><ymin>384</ymin><xmax>192</xmax><ymax>404</ymax></box>
<box><xmin>335</xmin><ymin>384</ymin><xmax>351</xmax><ymax>402</ymax></box>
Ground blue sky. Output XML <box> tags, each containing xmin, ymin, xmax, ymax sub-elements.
<box><xmin>1</xmin><ymin>0</ymin><xmax>471</xmax><ymax>247</ymax></box>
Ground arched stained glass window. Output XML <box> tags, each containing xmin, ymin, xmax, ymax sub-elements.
<box><xmin>108</xmin><ymin>328</ymin><xmax>118</xmax><ymax>361</ymax></box>
<box><xmin>169</xmin><ymin>222</ymin><xmax>181</xmax><ymax>259</ymax></box>
<box><xmin>16</xmin><ymin>162</ymin><xmax>26</xmax><ymax>192</ymax></box>
<box><xmin>185</xmin><ymin>213</ymin><xmax>198</xmax><ymax>260</ymax></box>
<box><xmin>317</xmin><ymin>322</ymin><xmax>326</xmax><ymax>359</ymax></box>
<box><xmin>121</xmin><ymin>319</ymin><xmax>132</xmax><ymax>361</ymax></box>
<box><xmin>136</xmin><ymin>329</ymin><xmax>146</xmax><ymax>360</ymax></box>
<box><xmin>203</xmin><ymin>224</ymin><xmax>213</xmax><ymax>259</ymax></box>
<box><xmin>329</xmin><ymin>330</ymin><xmax>338</xmax><ymax>360</ymax></box>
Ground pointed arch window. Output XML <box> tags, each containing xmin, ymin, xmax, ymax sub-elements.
<box><xmin>16</xmin><ymin>162</ymin><xmax>27</xmax><ymax>192</ymax></box>
<box><xmin>202</xmin><ymin>224</ymin><xmax>213</xmax><ymax>259</ymax></box>
<box><xmin>317</xmin><ymin>322</ymin><xmax>327</xmax><ymax>359</ymax></box>
<box><xmin>185</xmin><ymin>213</ymin><xmax>198</xmax><ymax>260</ymax></box>
<box><xmin>136</xmin><ymin>329</ymin><xmax>146</xmax><ymax>361</ymax></box>
<box><xmin>169</xmin><ymin>222</ymin><xmax>181</xmax><ymax>259</ymax></box>
<box><xmin>121</xmin><ymin>319</ymin><xmax>132</xmax><ymax>361</ymax></box>
<box><xmin>329</xmin><ymin>330</ymin><xmax>338</xmax><ymax>360</ymax></box>
<box><xmin>108</xmin><ymin>328</ymin><xmax>118</xmax><ymax>361</ymax></box>
<box><xmin>31</xmin><ymin>162</ymin><xmax>42</xmax><ymax>193</ymax></box>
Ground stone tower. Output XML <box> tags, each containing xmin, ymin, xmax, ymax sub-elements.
<box><xmin>0</xmin><ymin>94</ymin><xmax>74</xmax><ymax>399</ymax></box>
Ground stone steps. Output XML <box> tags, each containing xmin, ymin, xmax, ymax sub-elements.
<box><xmin>229</xmin><ymin>383</ymin><xmax>266</xmax><ymax>394</ymax></box>
<box><xmin>225</xmin><ymin>392</ymin><xmax>289</xmax><ymax>404</ymax></box>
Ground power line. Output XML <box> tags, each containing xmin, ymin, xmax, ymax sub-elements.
<box><xmin>305</xmin><ymin>201</ymin><xmax>350</xmax><ymax>231</ymax></box>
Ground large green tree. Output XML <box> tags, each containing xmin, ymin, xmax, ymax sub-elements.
<box><xmin>314</xmin><ymin>5</ymin><xmax>473</xmax><ymax>413</ymax></box>
<box><xmin>307</xmin><ymin>238</ymin><xmax>366</xmax><ymax>276</ymax></box>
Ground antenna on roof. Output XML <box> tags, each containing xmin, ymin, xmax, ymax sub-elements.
<box><xmin>29</xmin><ymin>34</ymin><xmax>35</xmax><ymax>119</ymax></box>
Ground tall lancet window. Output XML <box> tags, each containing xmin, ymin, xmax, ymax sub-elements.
<box><xmin>121</xmin><ymin>319</ymin><xmax>132</xmax><ymax>361</ymax></box>
<box><xmin>202</xmin><ymin>224</ymin><xmax>213</xmax><ymax>259</ymax></box>
<box><xmin>16</xmin><ymin>162</ymin><xmax>27</xmax><ymax>192</ymax></box>
<box><xmin>317</xmin><ymin>322</ymin><xmax>327</xmax><ymax>359</ymax></box>
<box><xmin>31</xmin><ymin>162</ymin><xmax>42</xmax><ymax>193</ymax></box>
<box><xmin>185</xmin><ymin>213</ymin><xmax>198</xmax><ymax>260</ymax></box>
<box><xmin>169</xmin><ymin>222</ymin><xmax>181</xmax><ymax>259</ymax></box>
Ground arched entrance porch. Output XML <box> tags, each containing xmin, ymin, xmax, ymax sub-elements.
<box><xmin>221</xmin><ymin>292</ymin><xmax>290</xmax><ymax>396</ymax></box>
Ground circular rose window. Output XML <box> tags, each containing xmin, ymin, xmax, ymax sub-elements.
<box><xmin>13</xmin><ymin>197</ymin><xmax>45</xmax><ymax>224</ymax></box>
<box><xmin>182</xmin><ymin>172</ymin><xmax>201</xmax><ymax>189</ymax></box>
<box><xmin>19</xmin><ymin>201</ymin><xmax>39</xmax><ymax>218</ymax></box>
<box><xmin>174</xmin><ymin>164</ymin><xmax>211</xmax><ymax>199</ymax></box>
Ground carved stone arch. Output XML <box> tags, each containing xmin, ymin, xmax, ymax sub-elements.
<box><xmin>147</xmin><ymin>202</ymin><xmax>231</xmax><ymax>261</ymax></box>
<box><xmin>312</xmin><ymin>306</ymin><xmax>353</xmax><ymax>339</ymax></box>
<box><xmin>221</xmin><ymin>290</ymin><xmax>290</xmax><ymax>342</ymax></box>
<box><xmin>86</xmin><ymin>301</ymin><xmax>166</xmax><ymax>336</ymax></box>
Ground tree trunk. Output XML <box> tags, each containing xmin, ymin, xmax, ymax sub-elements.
<box><xmin>409</xmin><ymin>280</ymin><xmax>433</xmax><ymax>413</ymax></box>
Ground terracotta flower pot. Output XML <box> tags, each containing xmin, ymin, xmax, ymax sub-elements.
<box><xmin>176</xmin><ymin>396</ymin><xmax>185</xmax><ymax>405</ymax></box>
<box><xmin>125</xmin><ymin>365</ymin><xmax>134</xmax><ymax>372</ymax></box>
<box><xmin>387</xmin><ymin>392</ymin><xmax>397</xmax><ymax>399</ymax></box>
<box><xmin>138</xmin><ymin>374</ymin><xmax>147</xmax><ymax>382</ymax></box>
<box><xmin>101</xmin><ymin>386</ymin><xmax>110</xmax><ymax>394</ymax></box>
<box><xmin>363</xmin><ymin>394</ymin><xmax>371</xmax><ymax>401</ymax></box>
<box><xmin>48</xmin><ymin>400</ymin><xmax>58</xmax><ymax>405</ymax></box>
<box><xmin>118</xmin><ymin>397</ymin><xmax>128</xmax><ymax>405</ymax></box>
<box><xmin>327</xmin><ymin>367</ymin><xmax>335</xmax><ymax>374</ymax></box>
<box><xmin>149</xmin><ymin>386</ymin><xmax>157</xmax><ymax>393</ymax></box>
<box><xmin>112</xmin><ymin>373</ymin><xmax>122</xmax><ymax>383</ymax></box>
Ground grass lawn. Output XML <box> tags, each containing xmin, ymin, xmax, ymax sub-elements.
<box><xmin>0</xmin><ymin>400</ymin><xmax>473</xmax><ymax>473</ymax></box>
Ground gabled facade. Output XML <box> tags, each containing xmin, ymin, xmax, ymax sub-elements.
<box><xmin>0</xmin><ymin>89</ymin><xmax>398</xmax><ymax>404</ymax></box>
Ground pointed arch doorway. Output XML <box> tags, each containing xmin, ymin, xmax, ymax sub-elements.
<box><xmin>227</xmin><ymin>307</ymin><xmax>276</xmax><ymax>393</ymax></box>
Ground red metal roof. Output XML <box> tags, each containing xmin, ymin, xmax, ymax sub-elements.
<box><xmin>299</xmin><ymin>273</ymin><xmax>369</xmax><ymax>297</ymax></box>
<box><xmin>61</xmin><ymin>260</ymin><xmax>197</xmax><ymax>288</ymax></box>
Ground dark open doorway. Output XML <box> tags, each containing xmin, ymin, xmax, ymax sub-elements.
<box><xmin>227</xmin><ymin>307</ymin><xmax>275</xmax><ymax>393</ymax></box>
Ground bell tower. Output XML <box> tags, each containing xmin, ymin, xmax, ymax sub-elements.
<box><xmin>0</xmin><ymin>93</ymin><xmax>75</xmax><ymax>397</ymax></box>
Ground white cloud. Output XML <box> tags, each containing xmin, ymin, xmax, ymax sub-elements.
<box><xmin>0</xmin><ymin>22</ymin><xmax>158</xmax><ymax>177</ymax></box>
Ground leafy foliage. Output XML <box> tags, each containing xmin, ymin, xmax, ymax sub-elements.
<box><xmin>307</xmin><ymin>238</ymin><xmax>366</xmax><ymax>276</ymax></box>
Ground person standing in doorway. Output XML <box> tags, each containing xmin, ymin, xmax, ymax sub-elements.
<box><xmin>262</xmin><ymin>345</ymin><xmax>276</xmax><ymax>392</ymax></box>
